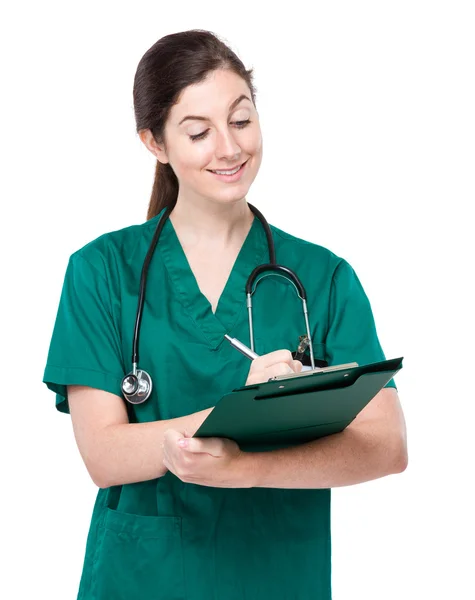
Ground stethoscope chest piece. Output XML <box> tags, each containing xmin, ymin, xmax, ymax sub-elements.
<box><xmin>121</xmin><ymin>369</ymin><xmax>153</xmax><ymax>404</ymax></box>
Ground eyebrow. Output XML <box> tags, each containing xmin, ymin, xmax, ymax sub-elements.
<box><xmin>178</xmin><ymin>94</ymin><xmax>251</xmax><ymax>126</ymax></box>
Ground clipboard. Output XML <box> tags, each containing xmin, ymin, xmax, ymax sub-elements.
<box><xmin>193</xmin><ymin>357</ymin><xmax>403</xmax><ymax>452</ymax></box>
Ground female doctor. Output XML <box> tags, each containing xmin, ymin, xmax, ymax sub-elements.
<box><xmin>43</xmin><ymin>29</ymin><xmax>407</xmax><ymax>600</ymax></box>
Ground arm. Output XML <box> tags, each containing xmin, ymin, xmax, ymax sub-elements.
<box><xmin>241</xmin><ymin>387</ymin><xmax>408</xmax><ymax>489</ymax></box>
<box><xmin>68</xmin><ymin>384</ymin><xmax>212</xmax><ymax>488</ymax></box>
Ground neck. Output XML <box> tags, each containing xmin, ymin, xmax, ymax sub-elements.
<box><xmin>169</xmin><ymin>196</ymin><xmax>254</xmax><ymax>247</ymax></box>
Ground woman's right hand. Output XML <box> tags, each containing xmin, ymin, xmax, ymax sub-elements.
<box><xmin>245</xmin><ymin>349</ymin><xmax>302</xmax><ymax>386</ymax></box>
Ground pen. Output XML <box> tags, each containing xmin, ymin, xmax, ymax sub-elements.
<box><xmin>224</xmin><ymin>334</ymin><xmax>259</xmax><ymax>360</ymax></box>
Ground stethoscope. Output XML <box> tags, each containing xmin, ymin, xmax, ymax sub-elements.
<box><xmin>121</xmin><ymin>202</ymin><xmax>316</xmax><ymax>404</ymax></box>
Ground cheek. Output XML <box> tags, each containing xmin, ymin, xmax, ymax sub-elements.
<box><xmin>248</xmin><ymin>132</ymin><xmax>263</xmax><ymax>170</ymax></box>
<box><xmin>245</xmin><ymin>128</ymin><xmax>263</xmax><ymax>157</ymax></box>
<box><xmin>172</xmin><ymin>145</ymin><xmax>210</xmax><ymax>178</ymax></box>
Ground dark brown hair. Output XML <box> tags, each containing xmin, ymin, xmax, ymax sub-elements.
<box><xmin>133</xmin><ymin>29</ymin><xmax>258</xmax><ymax>220</ymax></box>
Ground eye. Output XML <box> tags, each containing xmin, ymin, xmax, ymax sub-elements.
<box><xmin>189</xmin><ymin>119</ymin><xmax>251</xmax><ymax>142</ymax></box>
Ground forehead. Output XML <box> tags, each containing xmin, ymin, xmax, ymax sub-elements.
<box><xmin>170</xmin><ymin>70</ymin><xmax>252</xmax><ymax>125</ymax></box>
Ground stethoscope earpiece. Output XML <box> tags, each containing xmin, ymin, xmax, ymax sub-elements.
<box><xmin>121</xmin><ymin>370</ymin><xmax>153</xmax><ymax>404</ymax></box>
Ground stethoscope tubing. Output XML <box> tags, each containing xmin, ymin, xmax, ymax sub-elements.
<box><xmin>121</xmin><ymin>202</ymin><xmax>315</xmax><ymax>403</ymax></box>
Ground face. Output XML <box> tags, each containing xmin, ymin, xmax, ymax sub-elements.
<box><xmin>140</xmin><ymin>69</ymin><xmax>263</xmax><ymax>206</ymax></box>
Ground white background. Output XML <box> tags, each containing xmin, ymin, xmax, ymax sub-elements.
<box><xmin>1</xmin><ymin>1</ymin><xmax>474</xmax><ymax>598</ymax></box>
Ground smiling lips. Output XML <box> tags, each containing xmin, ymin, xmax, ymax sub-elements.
<box><xmin>207</xmin><ymin>160</ymin><xmax>248</xmax><ymax>182</ymax></box>
<box><xmin>208</xmin><ymin>159</ymin><xmax>248</xmax><ymax>174</ymax></box>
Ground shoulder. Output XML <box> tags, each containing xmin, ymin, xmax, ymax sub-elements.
<box><xmin>68</xmin><ymin>216</ymin><xmax>160</xmax><ymax>277</ymax></box>
<box><xmin>269</xmin><ymin>222</ymin><xmax>351</xmax><ymax>278</ymax></box>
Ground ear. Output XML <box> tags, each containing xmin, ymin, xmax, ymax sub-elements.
<box><xmin>138</xmin><ymin>129</ymin><xmax>169</xmax><ymax>165</ymax></box>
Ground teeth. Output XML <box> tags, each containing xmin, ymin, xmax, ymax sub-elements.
<box><xmin>212</xmin><ymin>164</ymin><xmax>241</xmax><ymax>175</ymax></box>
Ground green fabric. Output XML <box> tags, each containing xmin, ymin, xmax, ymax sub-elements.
<box><xmin>43</xmin><ymin>206</ymin><xmax>396</xmax><ymax>599</ymax></box>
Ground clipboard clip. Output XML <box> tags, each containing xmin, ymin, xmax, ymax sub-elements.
<box><xmin>269</xmin><ymin>362</ymin><xmax>359</xmax><ymax>382</ymax></box>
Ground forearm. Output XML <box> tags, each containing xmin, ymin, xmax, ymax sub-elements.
<box><xmin>91</xmin><ymin>409</ymin><xmax>210</xmax><ymax>488</ymax></box>
<box><xmin>244</xmin><ymin>420</ymin><xmax>408</xmax><ymax>489</ymax></box>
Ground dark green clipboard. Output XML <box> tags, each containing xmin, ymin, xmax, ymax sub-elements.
<box><xmin>193</xmin><ymin>357</ymin><xmax>403</xmax><ymax>452</ymax></box>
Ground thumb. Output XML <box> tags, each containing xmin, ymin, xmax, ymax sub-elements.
<box><xmin>292</xmin><ymin>359</ymin><xmax>303</xmax><ymax>372</ymax></box>
<box><xmin>179</xmin><ymin>436</ymin><xmax>225</xmax><ymax>456</ymax></box>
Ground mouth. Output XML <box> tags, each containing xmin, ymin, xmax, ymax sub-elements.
<box><xmin>206</xmin><ymin>159</ymin><xmax>249</xmax><ymax>181</ymax></box>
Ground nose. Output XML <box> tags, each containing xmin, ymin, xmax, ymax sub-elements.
<box><xmin>215</xmin><ymin>126</ymin><xmax>241</xmax><ymax>161</ymax></box>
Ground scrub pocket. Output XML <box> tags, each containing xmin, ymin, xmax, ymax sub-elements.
<box><xmin>90</xmin><ymin>507</ymin><xmax>186</xmax><ymax>600</ymax></box>
<box><xmin>255</xmin><ymin>336</ymin><xmax>327</xmax><ymax>367</ymax></box>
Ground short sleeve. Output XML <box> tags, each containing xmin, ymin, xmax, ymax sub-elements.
<box><xmin>325</xmin><ymin>259</ymin><xmax>396</xmax><ymax>389</ymax></box>
<box><xmin>42</xmin><ymin>252</ymin><xmax>125</xmax><ymax>414</ymax></box>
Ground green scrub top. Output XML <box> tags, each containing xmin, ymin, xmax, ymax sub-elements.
<box><xmin>43</xmin><ymin>205</ymin><xmax>396</xmax><ymax>600</ymax></box>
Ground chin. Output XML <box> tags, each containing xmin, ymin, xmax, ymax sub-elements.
<box><xmin>209</xmin><ymin>193</ymin><xmax>248</xmax><ymax>206</ymax></box>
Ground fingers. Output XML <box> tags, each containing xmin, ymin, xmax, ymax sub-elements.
<box><xmin>252</xmin><ymin>350</ymin><xmax>302</xmax><ymax>374</ymax></box>
<box><xmin>253</xmin><ymin>348</ymin><xmax>295</xmax><ymax>369</ymax></box>
<box><xmin>163</xmin><ymin>428</ymin><xmax>183</xmax><ymax>443</ymax></box>
<box><xmin>293</xmin><ymin>359</ymin><xmax>303</xmax><ymax>373</ymax></box>
<box><xmin>246</xmin><ymin>350</ymin><xmax>304</xmax><ymax>385</ymax></box>
<box><xmin>180</xmin><ymin>436</ymin><xmax>225</xmax><ymax>457</ymax></box>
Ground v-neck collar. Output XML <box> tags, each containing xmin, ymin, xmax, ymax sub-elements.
<box><xmin>157</xmin><ymin>206</ymin><xmax>268</xmax><ymax>349</ymax></box>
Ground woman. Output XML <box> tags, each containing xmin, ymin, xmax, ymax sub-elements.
<box><xmin>43</xmin><ymin>29</ymin><xmax>407</xmax><ymax>600</ymax></box>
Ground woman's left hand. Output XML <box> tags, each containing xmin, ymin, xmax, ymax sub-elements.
<box><xmin>161</xmin><ymin>428</ymin><xmax>251</xmax><ymax>488</ymax></box>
